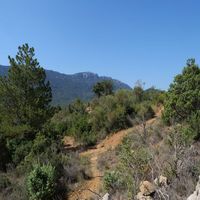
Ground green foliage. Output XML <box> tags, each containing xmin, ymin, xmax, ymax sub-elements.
<box><xmin>0</xmin><ymin>66</ymin><xmax>131</xmax><ymax>105</ymax></box>
<box><xmin>90</xmin><ymin>96</ymin><xmax>128</xmax><ymax>134</ymax></box>
<box><xmin>189</xmin><ymin>161</ymin><xmax>200</xmax><ymax>178</ymax></box>
<box><xmin>52</xmin><ymin>87</ymin><xmax>159</xmax><ymax>146</ymax></box>
<box><xmin>31</xmin><ymin>134</ymin><xmax>49</xmax><ymax>155</ymax></box>
<box><xmin>69</xmin><ymin>114</ymin><xmax>96</xmax><ymax>146</ymax></box>
<box><xmin>103</xmin><ymin>135</ymin><xmax>152</xmax><ymax>198</ymax></box>
<box><xmin>0</xmin><ymin>174</ymin><xmax>11</xmax><ymax>192</ymax></box>
<box><xmin>27</xmin><ymin>164</ymin><xmax>56</xmax><ymax>200</ymax></box>
<box><xmin>0</xmin><ymin>133</ymin><xmax>10</xmax><ymax>171</ymax></box>
<box><xmin>0</xmin><ymin>44</ymin><xmax>57</xmax><ymax>168</ymax></box>
<box><xmin>59</xmin><ymin>99</ymin><xmax>97</xmax><ymax>146</ymax></box>
<box><xmin>15</xmin><ymin>124</ymin><xmax>63</xmax><ymax>174</ymax></box>
<box><xmin>163</xmin><ymin>58</ymin><xmax>200</xmax><ymax>124</ymax></box>
<box><xmin>93</xmin><ymin>80</ymin><xmax>113</xmax><ymax>97</ymax></box>
<box><xmin>103</xmin><ymin>171</ymin><xmax>122</xmax><ymax>192</ymax></box>
<box><xmin>136</xmin><ymin>101</ymin><xmax>155</xmax><ymax>121</ymax></box>
<box><xmin>144</xmin><ymin>87</ymin><xmax>165</xmax><ymax>105</ymax></box>
<box><xmin>90</xmin><ymin>90</ymin><xmax>136</xmax><ymax>134</ymax></box>
<box><xmin>119</xmin><ymin>137</ymin><xmax>152</xmax><ymax>177</ymax></box>
<box><xmin>187</xmin><ymin>111</ymin><xmax>200</xmax><ymax>140</ymax></box>
<box><xmin>8</xmin><ymin>139</ymin><xmax>33</xmax><ymax>166</ymax></box>
<box><xmin>0</xmin><ymin>44</ymin><xmax>54</xmax><ymax>136</ymax></box>
<box><xmin>167</xmin><ymin>125</ymin><xmax>189</xmax><ymax>149</ymax></box>
<box><xmin>133</xmin><ymin>83</ymin><xmax>144</xmax><ymax>102</ymax></box>
<box><xmin>164</xmin><ymin>125</ymin><xmax>192</xmax><ymax>180</ymax></box>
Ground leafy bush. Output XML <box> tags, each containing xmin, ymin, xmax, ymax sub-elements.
<box><xmin>163</xmin><ymin>59</ymin><xmax>200</xmax><ymax>124</ymax></box>
<box><xmin>103</xmin><ymin>171</ymin><xmax>122</xmax><ymax>192</ymax></box>
<box><xmin>135</xmin><ymin>101</ymin><xmax>155</xmax><ymax>121</ymax></box>
<box><xmin>52</xmin><ymin>87</ymin><xmax>159</xmax><ymax>147</ymax></box>
<box><xmin>187</xmin><ymin>111</ymin><xmax>200</xmax><ymax>140</ymax></box>
<box><xmin>0</xmin><ymin>134</ymin><xmax>10</xmax><ymax>171</ymax></box>
<box><xmin>7</xmin><ymin>138</ymin><xmax>33</xmax><ymax>166</ymax></box>
<box><xmin>93</xmin><ymin>80</ymin><xmax>113</xmax><ymax>97</ymax></box>
<box><xmin>143</xmin><ymin>87</ymin><xmax>165</xmax><ymax>105</ymax></box>
<box><xmin>0</xmin><ymin>174</ymin><xmax>11</xmax><ymax>192</ymax></box>
<box><xmin>90</xmin><ymin>92</ymin><xmax>134</xmax><ymax>134</ymax></box>
<box><xmin>27</xmin><ymin>164</ymin><xmax>56</xmax><ymax>200</ymax></box>
<box><xmin>69</xmin><ymin>114</ymin><xmax>96</xmax><ymax>146</ymax></box>
<box><xmin>102</xmin><ymin>134</ymin><xmax>152</xmax><ymax>198</ymax></box>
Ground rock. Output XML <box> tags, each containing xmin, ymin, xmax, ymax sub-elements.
<box><xmin>136</xmin><ymin>192</ymin><xmax>153</xmax><ymax>200</ymax></box>
<box><xmin>139</xmin><ymin>181</ymin><xmax>156</xmax><ymax>196</ymax></box>
<box><xmin>101</xmin><ymin>193</ymin><xmax>110</xmax><ymax>200</ymax></box>
<box><xmin>187</xmin><ymin>176</ymin><xmax>200</xmax><ymax>200</ymax></box>
<box><xmin>154</xmin><ymin>175</ymin><xmax>168</xmax><ymax>187</ymax></box>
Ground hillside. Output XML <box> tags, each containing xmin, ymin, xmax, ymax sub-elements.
<box><xmin>0</xmin><ymin>65</ymin><xmax>131</xmax><ymax>105</ymax></box>
<box><xmin>1</xmin><ymin>54</ymin><xmax>200</xmax><ymax>200</ymax></box>
<box><xmin>67</xmin><ymin>109</ymin><xmax>162</xmax><ymax>200</ymax></box>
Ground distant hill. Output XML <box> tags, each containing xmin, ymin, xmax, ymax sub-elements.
<box><xmin>0</xmin><ymin>65</ymin><xmax>131</xmax><ymax>105</ymax></box>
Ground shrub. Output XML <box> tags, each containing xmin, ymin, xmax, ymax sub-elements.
<box><xmin>27</xmin><ymin>164</ymin><xmax>56</xmax><ymax>200</ymax></box>
<box><xmin>144</xmin><ymin>87</ymin><xmax>165</xmax><ymax>105</ymax></box>
<box><xmin>52</xmin><ymin>87</ymin><xmax>159</xmax><ymax>148</ymax></box>
<box><xmin>188</xmin><ymin>111</ymin><xmax>200</xmax><ymax>140</ymax></box>
<box><xmin>93</xmin><ymin>80</ymin><xmax>113</xmax><ymax>97</ymax></box>
<box><xmin>63</xmin><ymin>153</ymin><xmax>91</xmax><ymax>184</ymax></box>
<box><xmin>115</xmin><ymin>134</ymin><xmax>152</xmax><ymax>198</ymax></box>
<box><xmin>103</xmin><ymin>170</ymin><xmax>121</xmax><ymax>192</ymax></box>
<box><xmin>136</xmin><ymin>102</ymin><xmax>155</xmax><ymax>121</ymax></box>
<box><xmin>0</xmin><ymin>134</ymin><xmax>10</xmax><ymax>171</ymax></box>
<box><xmin>163</xmin><ymin>59</ymin><xmax>200</xmax><ymax>124</ymax></box>
<box><xmin>69</xmin><ymin>114</ymin><xmax>96</xmax><ymax>146</ymax></box>
<box><xmin>0</xmin><ymin>174</ymin><xmax>11</xmax><ymax>192</ymax></box>
<box><xmin>7</xmin><ymin>138</ymin><xmax>33</xmax><ymax>166</ymax></box>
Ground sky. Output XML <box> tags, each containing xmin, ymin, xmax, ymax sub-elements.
<box><xmin>1</xmin><ymin>0</ymin><xmax>200</xmax><ymax>90</ymax></box>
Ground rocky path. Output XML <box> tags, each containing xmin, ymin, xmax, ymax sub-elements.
<box><xmin>67</xmin><ymin>109</ymin><xmax>162</xmax><ymax>200</ymax></box>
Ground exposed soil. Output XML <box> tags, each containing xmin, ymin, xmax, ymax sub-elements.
<box><xmin>67</xmin><ymin>109</ymin><xmax>162</xmax><ymax>200</ymax></box>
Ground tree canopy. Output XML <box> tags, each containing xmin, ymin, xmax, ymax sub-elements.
<box><xmin>93</xmin><ymin>80</ymin><xmax>114</xmax><ymax>97</ymax></box>
<box><xmin>0</xmin><ymin>44</ymin><xmax>54</xmax><ymax>135</ymax></box>
<box><xmin>163</xmin><ymin>58</ymin><xmax>200</xmax><ymax>124</ymax></box>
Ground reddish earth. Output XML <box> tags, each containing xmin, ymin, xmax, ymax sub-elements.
<box><xmin>67</xmin><ymin>109</ymin><xmax>162</xmax><ymax>200</ymax></box>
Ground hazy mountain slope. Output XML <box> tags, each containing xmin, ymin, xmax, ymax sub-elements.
<box><xmin>0</xmin><ymin>65</ymin><xmax>131</xmax><ymax>105</ymax></box>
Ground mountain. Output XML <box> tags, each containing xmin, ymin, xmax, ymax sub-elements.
<box><xmin>0</xmin><ymin>65</ymin><xmax>131</xmax><ymax>105</ymax></box>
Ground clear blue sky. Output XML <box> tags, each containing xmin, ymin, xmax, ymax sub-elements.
<box><xmin>1</xmin><ymin>0</ymin><xmax>200</xmax><ymax>89</ymax></box>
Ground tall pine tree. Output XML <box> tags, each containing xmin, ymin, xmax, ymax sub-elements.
<box><xmin>0</xmin><ymin>44</ymin><xmax>54</xmax><ymax>136</ymax></box>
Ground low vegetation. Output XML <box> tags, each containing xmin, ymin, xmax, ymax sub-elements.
<box><xmin>101</xmin><ymin>59</ymin><xmax>200</xmax><ymax>199</ymax></box>
<box><xmin>52</xmin><ymin>83</ymin><xmax>163</xmax><ymax>146</ymax></box>
<box><xmin>0</xmin><ymin>44</ymin><xmax>91</xmax><ymax>200</ymax></box>
<box><xmin>1</xmin><ymin>44</ymin><xmax>200</xmax><ymax>200</ymax></box>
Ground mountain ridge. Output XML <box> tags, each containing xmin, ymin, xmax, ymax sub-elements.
<box><xmin>0</xmin><ymin>65</ymin><xmax>131</xmax><ymax>105</ymax></box>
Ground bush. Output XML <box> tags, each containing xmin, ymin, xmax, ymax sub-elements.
<box><xmin>93</xmin><ymin>80</ymin><xmax>113</xmax><ymax>97</ymax></box>
<box><xmin>69</xmin><ymin>114</ymin><xmax>96</xmax><ymax>146</ymax></box>
<box><xmin>136</xmin><ymin>101</ymin><xmax>155</xmax><ymax>121</ymax></box>
<box><xmin>188</xmin><ymin>111</ymin><xmax>200</xmax><ymax>140</ymax></box>
<box><xmin>63</xmin><ymin>153</ymin><xmax>91</xmax><ymax>184</ymax></box>
<box><xmin>103</xmin><ymin>170</ymin><xmax>122</xmax><ymax>192</ymax></box>
<box><xmin>0</xmin><ymin>174</ymin><xmax>11</xmax><ymax>192</ymax></box>
<box><xmin>27</xmin><ymin>164</ymin><xmax>56</xmax><ymax>200</ymax></box>
<box><xmin>0</xmin><ymin>134</ymin><xmax>10</xmax><ymax>171</ymax></box>
<box><xmin>143</xmin><ymin>87</ymin><xmax>165</xmax><ymax>105</ymax></box>
<box><xmin>51</xmin><ymin>87</ymin><xmax>159</xmax><ymax>148</ymax></box>
<box><xmin>113</xmin><ymin>134</ymin><xmax>152</xmax><ymax>198</ymax></box>
<box><xmin>7</xmin><ymin>138</ymin><xmax>33</xmax><ymax>166</ymax></box>
<box><xmin>163</xmin><ymin>59</ymin><xmax>200</xmax><ymax>124</ymax></box>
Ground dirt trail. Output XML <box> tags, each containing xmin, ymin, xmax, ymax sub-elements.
<box><xmin>68</xmin><ymin>109</ymin><xmax>162</xmax><ymax>200</ymax></box>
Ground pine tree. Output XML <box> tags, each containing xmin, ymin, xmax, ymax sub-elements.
<box><xmin>163</xmin><ymin>58</ymin><xmax>200</xmax><ymax>124</ymax></box>
<box><xmin>0</xmin><ymin>44</ymin><xmax>54</xmax><ymax>136</ymax></box>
